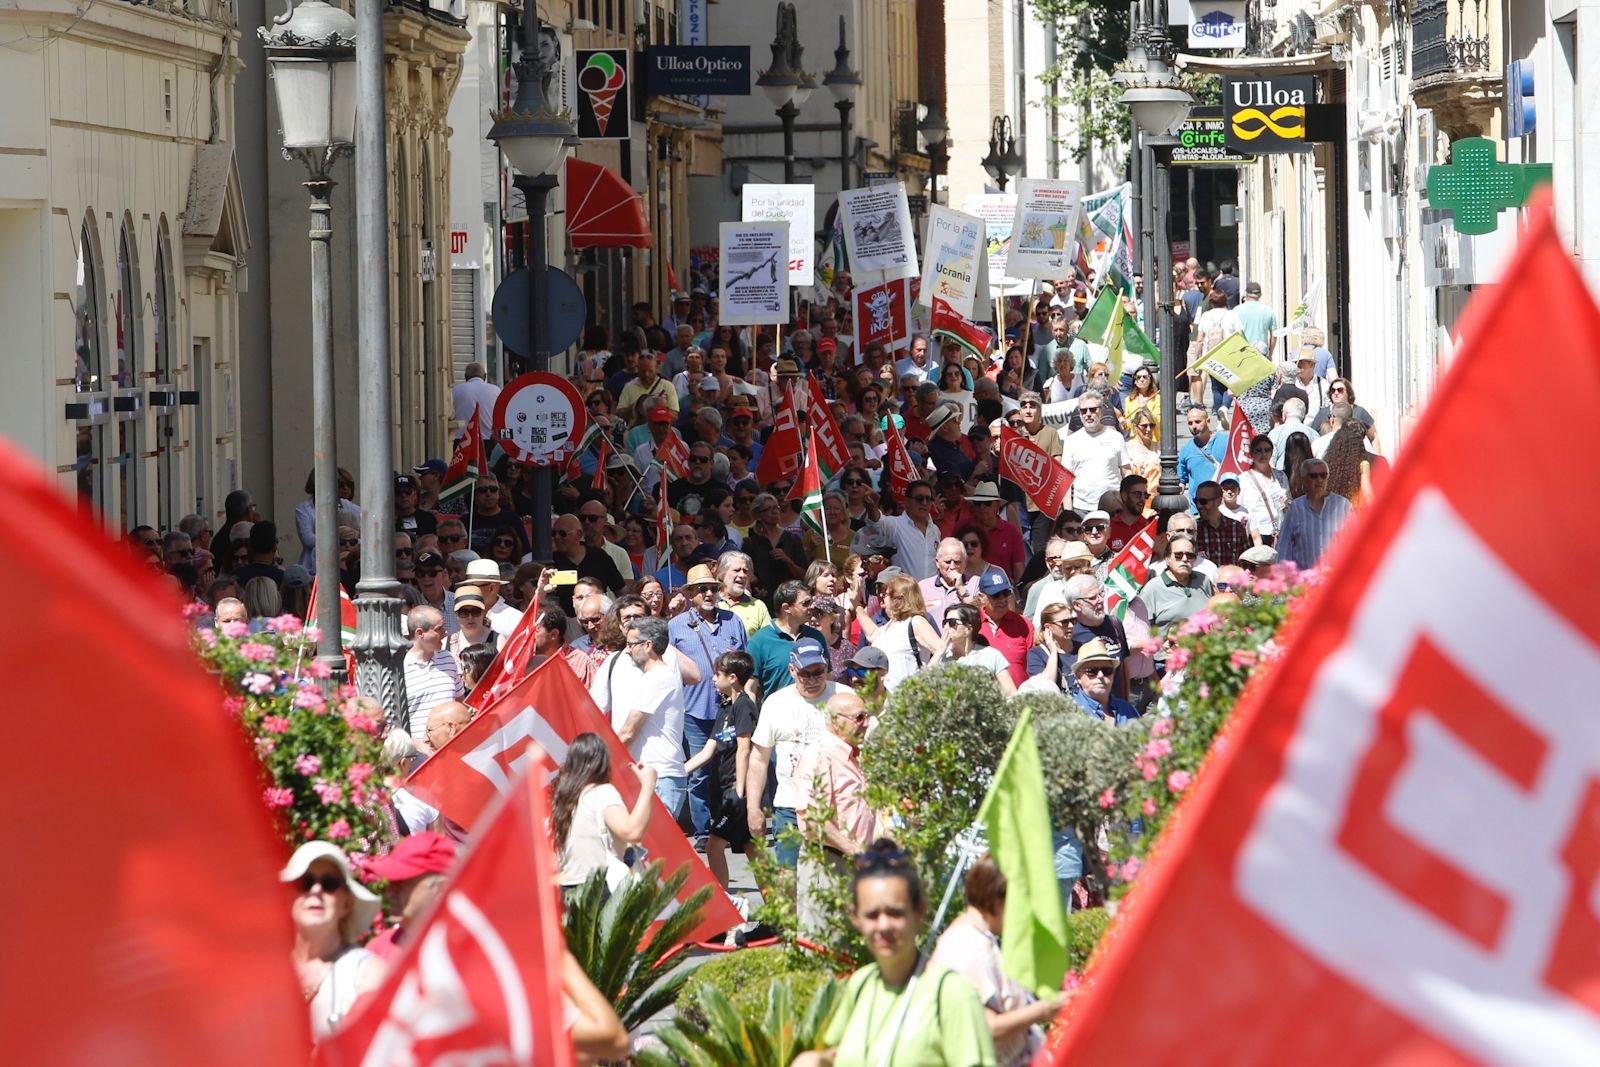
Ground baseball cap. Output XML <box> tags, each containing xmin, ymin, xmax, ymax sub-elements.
<box><xmin>790</xmin><ymin>638</ymin><xmax>829</xmax><ymax>670</ymax></box>
<box><xmin>395</xmin><ymin>474</ymin><xmax>419</xmax><ymax>491</ymax></box>
<box><xmin>648</xmin><ymin>407</ymin><xmax>676</xmax><ymax>424</ymax></box>
<box><xmin>857</xmin><ymin>534</ymin><xmax>896</xmax><ymax>558</ymax></box>
<box><xmin>1082</xmin><ymin>510</ymin><xmax>1111</xmax><ymax>525</ymax></box>
<box><xmin>875</xmin><ymin>566</ymin><xmax>907</xmax><ymax>585</ymax></box>
<box><xmin>366</xmin><ymin>831</ymin><xmax>457</xmax><ymax>881</ymax></box>
<box><xmin>847</xmin><ymin>646</ymin><xmax>890</xmax><ymax>672</ymax></box>
<box><xmin>817</xmin><ymin>338</ymin><xmax>837</xmax><ymax>354</ymax></box>
<box><xmin>978</xmin><ymin>570</ymin><xmax>1013</xmax><ymax>596</ymax></box>
<box><xmin>1244</xmin><ymin>281</ymin><xmax>1263</xmax><ymax>296</ymax></box>
<box><xmin>412</xmin><ymin>458</ymin><xmax>446</xmax><ymax>477</ymax></box>
<box><xmin>414</xmin><ymin>550</ymin><xmax>446</xmax><ymax>572</ymax></box>
<box><xmin>283</xmin><ymin>564</ymin><xmax>312</xmax><ymax>590</ymax></box>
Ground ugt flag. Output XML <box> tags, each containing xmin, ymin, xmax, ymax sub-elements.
<box><xmin>998</xmin><ymin>424</ymin><xmax>1073</xmax><ymax>516</ymax></box>
<box><xmin>1042</xmin><ymin>195</ymin><xmax>1600</xmax><ymax>1065</ymax></box>
<box><xmin>407</xmin><ymin>656</ymin><xmax>742</xmax><ymax>945</ymax></box>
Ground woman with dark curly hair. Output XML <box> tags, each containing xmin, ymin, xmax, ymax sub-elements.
<box><xmin>1322</xmin><ymin>419</ymin><xmax>1374</xmax><ymax>507</ymax></box>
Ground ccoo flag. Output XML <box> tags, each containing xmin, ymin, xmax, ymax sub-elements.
<box><xmin>1042</xmin><ymin>194</ymin><xmax>1600</xmax><ymax>1067</ymax></box>
<box><xmin>977</xmin><ymin>707</ymin><xmax>1071</xmax><ymax>996</ymax></box>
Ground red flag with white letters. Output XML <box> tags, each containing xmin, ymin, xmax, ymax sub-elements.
<box><xmin>407</xmin><ymin>656</ymin><xmax>742</xmax><ymax>945</ymax></box>
<box><xmin>1042</xmin><ymin>197</ymin><xmax>1600</xmax><ymax>1064</ymax></box>
<box><xmin>805</xmin><ymin>375</ymin><xmax>851</xmax><ymax>479</ymax></box>
<box><xmin>466</xmin><ymin>606</ymin><xmax>538</xmax><ymax>711</ymax></box>
<box><xmin>0</xmin><ymin>439</ymin><xmax>308</xmax><ymax>1062</ymax></box>
<box><xmin>997</xmin><ymin>424</ymin><xmax>1073</xmax><ymax>515</ymax></box>
<box><xmin>883</xmin><ymin>415</ymin><xmax>917</xmax><ymax>499</ymax></box>
<box><xmin>317</xmin><ymin>766</ymin><xmax>575</xmax><ymax>1067</ymax></box>
<box><xmin>754</xmin><ymin>383</ymin><xmax>803</xmax><ymax>483</ymax></box>
<box><xmin>1215</xmin><ymin>400</ymin><xmax>1255</xmax><ymax>480</ymax></box>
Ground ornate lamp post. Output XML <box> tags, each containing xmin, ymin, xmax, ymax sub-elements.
<box><xmin>259</xmin><ymin>0</ymin><xmax>356</xmax><ymax>680</ymax></box>
<box><xmin>919</xmin><ymin>105</ymin><xmax>949</xmax><ymax>205</ymax></box>
<box><xmin>822</xmin><ymin>16</ymin><xmax>861</xmax><ymax>192</ymax></box>
<box><xmin>1118</xmin><ymin>0</ymin><xmax>1193</xmax><ymax>520</ymax></box>
<box><xmin>980</xmin><ymin>115</ymin><xmax>1023</xmax><ymax>191</ymax></box>
<box><xmin>488</xmin><ymin>11</ymin><xmax>577</xmax><ymax>562</ymax></box>
<box><xmin>755</xmin><ymin>3</ymin><xmax>813</xmax><ymax>184</ymax></box>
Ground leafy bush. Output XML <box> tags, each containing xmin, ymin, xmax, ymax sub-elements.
<box><xmin>677</xmin><ymin>946</ymin><xmax>837</xmax><ymax>1030</ymax></box>
<box><xmin>636</xmin><ymin>969</ymin><xmax>841</xmax><ymax>1067</ymax></box>
<box><xmin>564</xmin><ymin>863</ymin><xmax>709</xmax><ymax>1033</ymax></box>
<box><xmin>192</xmin><ymin>613</ymin><xmax>390</xmax><ymax>857</ymax></box>
<box><xmin>1066</xmin><ymin>907</ymin><xmax>1113</xmax><ymax>974</ymax></box>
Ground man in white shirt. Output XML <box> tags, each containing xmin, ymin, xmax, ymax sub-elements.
<box><xmin>400</xmin><ymin>605</ymin><xmax>463</xmax><ymax>751</ymax></box>
<box><xmin>450</xmin><ymin>362</ymin><xmax>500</xmax><ymax>429</ymax></box>
<box><xmin>745</xmin><ymin>639</ymin><xmax>853</xmax><ymax>869</ymax></box>
<box><xmin>894</xmin><ymin>334</ymin><xmax>934</xmax><ymax>384</ymax></box>
<box><xmin>859</xmin><ymin>478</ymin><xmax>941</xmax><ymax>581</ymax></box>
<box><xmin>1060</xmin><ymin>390</ymin><xmax>1131</xmax><ymax>513</ymax></box>
<box><xmin>612</xmin><ymin>617</ymin><xmax>689</xmax><ymax>819</ymax></box>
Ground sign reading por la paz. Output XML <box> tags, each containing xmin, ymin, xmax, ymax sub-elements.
<box><xmin>1223</xmin><ymin>75</ymin><xmax>1313</xmax><ymax>154</ymax></box>
<box><xmin>741</xmin><ymin>184</ymin><xmax>814</xmax><ymax>286</ymax></box>
<box><xmin>919</xmin><ymin>205</ymin><xmax>985</xmax><ymax>319</ymax></box>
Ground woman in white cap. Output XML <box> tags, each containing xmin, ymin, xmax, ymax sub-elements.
<box><xmin>283</xmin><ymin>841</ymin><xmax>387</xmax><ymax>1037</ymax></box>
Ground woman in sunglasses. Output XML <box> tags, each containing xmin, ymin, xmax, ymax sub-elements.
<box><xmin>931</xmin><ymin>603</ymin><xmax>1016</xmax><ymax>696</ymax></box>
<box><xmin>282</xmin><ymin>841</ymin><xmax>386</xmax><ymax>1037</ymax></box>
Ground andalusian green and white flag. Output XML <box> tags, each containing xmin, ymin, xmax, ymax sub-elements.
<box><xmin>1103</xmin><ymin>517</ymin><xmax>1159</xmax><ymax>620</ymax></box>
<box><xmin>787</xmin><ymin>428</ymin><xmax>827</xmax><ymax>537</ymax></box>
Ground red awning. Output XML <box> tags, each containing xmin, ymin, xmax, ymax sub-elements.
<box><xmin>564</xmin><ymin>158</ymin><xmax>652</xmax><ymax>249</ymax></box>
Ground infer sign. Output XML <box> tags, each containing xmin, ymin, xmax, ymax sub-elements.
<box><xmin>1224</xmin><ymin>75</ymin><xmax>1313</xmax><ymax>154</ymax></box>
<box><xmin>1172</xmin><ymin>107</ymin><xmax>1255</xmax><ymax>166</ymax></box>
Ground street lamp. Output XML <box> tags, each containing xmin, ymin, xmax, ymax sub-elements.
<box><xmin>259</xmin><ymin>0</ymin><xmax>356</xmax><ymax>681</ymax></box>
<box><xmin>822</xmin><ymin>16</ymin><xmax>861</xmax><ymax>192</ymax></box>
<box><xmin>919</xmin><ymin>105</ymin><xmax>949</xmax><ymax>205</ymax></box>
<box><xmin>488</xmin><ymin>10</ymin><xmax>576</xmax><ymax>562</ymax></box>
<box><xmin>755</xmin><ymin>3</ymin><xmax>811</xmax><ymax>183</ymax></box>
<box><xmin>981</xmin><ymin>115</ymin><xmax>1023</xmax><ymax>191</ymax></box>
<box><xmin>1118</xmin><ymin>0</ymin><xmax>1193</xmax><ymax>521</ymax></box>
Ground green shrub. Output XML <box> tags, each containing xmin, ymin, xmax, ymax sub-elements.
<box><xmin>677</xmin><ymin>946</ymin><xmax>836</xmax><ymax>1030</ymax></box>
<box><xmin>636</xmin><ymin>971</ymin><xmax>841</xmax><ymax>1067</ymax></box>
<box><xmin>1066</xmin><ymin>907</ymin><xmax>1113</xmax><ymax>974</ymax></box>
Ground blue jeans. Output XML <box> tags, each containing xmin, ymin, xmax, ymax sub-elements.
<box><xmin>683</xmin><ymin>715</ymin><xmax>714</xmax><ymax>836</ymax></box>
<box><xmin>772</xmin><ymin>806</ymin><xmax>800</xmax><ymax>868</ymax></box>
<box><xmin>654</xmin><ymin>775</ymin><xmax>688</xmax><ymax>825</ymax></box>
<box><xmin>1053</xmin><ymin>827</ymin><xmax>1083</xmax><ymax>915</ymax></box>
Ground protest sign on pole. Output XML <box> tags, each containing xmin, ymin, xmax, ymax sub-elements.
<box><xmin>839</xmin><ymin>183</ymin><xmax>919</xmax><ymax>278</ymax></box>
<box><xmin>1007</xmin><ymin>178</ymin><xmax>1086</xmax><ymax>279</ymax></box>
<box><xmin>853</xmin><ymin>277</ymin><xmax>911</xmax><ymax>354</ymax></box>
<box><xmin>918</xmin><ymin>204</ymin><xmax>986</xmax><ymax>318</ymax></box>
<box><xmin>741</xmin><ymin>183</ymin><xmax>815</xmax><ymax>287</ymax></box>
<box><xmin>718</xmin><ymin>221</ymin><xmax>789</xmax><ymax>325</ymax></box>
<box><xmin>963</xmin><ymin>192</ymin><xmax>1027</xmax><ymax>298</ymax></box>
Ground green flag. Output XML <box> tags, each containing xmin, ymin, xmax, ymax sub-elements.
<box><xmin>1188</xmin><ymin>331</ymin><xmax>1276</xmax><ymax>394</ymax></box>
<box><xmin>1076</xmin><ymin>287</ymin><xmax>1120</xmax><ymax>346</ymax></box>
<box><xmin>976</xmin><ymin>708</ymin><xmax>1070</xmax><ymax>996</ymax></box>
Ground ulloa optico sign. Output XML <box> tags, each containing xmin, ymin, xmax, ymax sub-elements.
<box><xmin>1223</xmin><ymin>75</ymin><xmax>1313</xmax><ymax>154</ymax></box>
<box><xmin>645</xmin><ymin>46</ymin><xmax>751</xmax><ymax>97</ymax></box>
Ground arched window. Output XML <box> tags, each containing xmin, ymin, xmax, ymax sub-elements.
<box><xmin>115</xmin><ymin>217</ymin><xmax>143</xmax><ymax>523</ymax></box>
<box><xmin>153</xmin><ymin>220</ymin><xmax>182</xmax><ymax>528</ymax></box>
<box><xmin>73</xmin><ymin>214</ymin><xmax>108</xmax><ymax>511</ymax></box>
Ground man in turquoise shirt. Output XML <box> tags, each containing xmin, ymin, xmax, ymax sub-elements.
<box><xmin>1235</xmin><ymin>281</ymin><xmax>1279</xmax><ymax>358</ymax></box>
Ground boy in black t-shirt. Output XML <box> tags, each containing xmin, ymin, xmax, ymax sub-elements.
<box><xmin>684</xmin><ymin>649</ymin><xmax>758</xmax><ymax>891</ymax></box>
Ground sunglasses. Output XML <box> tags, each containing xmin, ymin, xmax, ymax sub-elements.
<box><xmin>908</xmin><ymin>495</ymin><xmax>934</xmax><ymax>504</ymax></box>
<box><xmin>1077</xmin><ymin>664</ymin><xmax>1115</xmax><ymax>678</ymax></box>
<box><xmin>1197</xmin><ymin>496</ymin><xmax>1220</xmax><ymax>505</ymax></box>
<box><xmin>339</xmin><ymin>538</ymin><xmax>359</xmax><ymax>547</ymax></box>
<box><xmin>456</xmin><ymin>607</ymin><xmax>484</xmax><ymax>618</ymax></box>
<box><xmin>796</xmin><ymin>667</ymin><xmax>828</xmax><ymax>681</ymax></box>
<box><xmin>1171</xmin><ymin>551</ymin><xmax>1197</xmax><ymax>561</ymax></box>
<box><xmin>439</xmin><ymin>533</ymin><xmax>466</xmax><ymax>544</ymax></box>
<box><xmin>942</xmin><ymin>616</ymin><xmax>964</xmax><ymax>627</ymax></box>
<box><xmin>1079</xmin><ymin>407</ymin><xmax>1102</xmax><ymax>416</ymax></box>
<box><xmin>1307</xmin><ymin>472</ymin><xmax>1330</xmax><ymax>480</ymax></box>
<box><xmin>1083</xmin><ymin>523</ymin><xmax>1108</xmax><ymax>534</ymax></box>
<box><xmin>295</xmin><ymin>873</ymin><xmax>346</xmax><ymax>894</ymax></box>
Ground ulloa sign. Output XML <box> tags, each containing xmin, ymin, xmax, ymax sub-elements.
<box><xmin>1224</xmin><ymin>75</ymin><xmax>1314</xmax><ymax>154</ymax></box>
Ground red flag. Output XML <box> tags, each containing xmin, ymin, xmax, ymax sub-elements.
<box><xmin>1215</xmin><ymin>401</ymin><xmax>1255</xmax><ymax>480</ymax></box>
<box><xmin>318</xmin><ymin>767</ymin><xmax>575</xmax><ymax>1067</ymax></box>
<box><xmin>754</xmin><ymin>383</ymin><xmax>803</xmax><ymax>483</ymax></box>
<box><xmin>997</xmin><ymin>424</ymin><xmax>1073</xmax><ymax>515</ymax></box>
<box><xmin>0</xmin><ymin>439</ymin><xmax>307</xmax><ymax>1062</ymax></box>
<box><xmin>1044</xmin><ymin>197</ymin><xmax>1600</xmax><ymax>1065</ymax></box>
<box><xmin>666</xmin><ymin>259</ymin><xmax>681</xmax><ymax>294</ymax></box>
<box><xmin>654</xmin><ymin>428</ymin><xmax>690</xmax><ymax>481</ymax></box>
<box><xmin>930</xmin><ymin>296</ymin><xmax>995</xmax><ymax>359</ymax></box>
<box><xmin>306</xmin><ymin>574</ymin><xmax>359</xmax><ymax>645</ymax></box>
<box><xmin>440</xmin><ymin>405</ymin><xmax>486</xmax><ymax>504</ymax></box>
<box><xmin>853</xmin><ymin>277</ymin><xmax>909</xmax><ymax>353</ymax></box>
<box><xmin>805</xmin><ymin>375</ymin><xmax>851</xmax><ymax>478</ymax></box>
<box><xmin>592</xmin><ymin>438</ymin><xmax>610</xmax><ymax>495</ymax></box>
<box><xmin>654</xmin><ymin>485</ymin><xmax>673</xmax><ymax>574</ymax></box>
<box><xmin>787</xmin><ymin>427</ymin><xmax>827</xmax><ymax>536</ymax></box>
<box><xmin>883</xmin><ymin>415</ymin><xmax>917</xmax><ymax>499</ymax></box>
<box><xmin>407</xmin><ymin>657</ymin><xmax>743</xmax><ymax>944</ymax></box>
<box><xmin>467</xmin><ymin>606</ymin><xmax>539</xmax><ymax>710</ymax></box>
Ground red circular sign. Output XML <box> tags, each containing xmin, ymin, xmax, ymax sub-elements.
<box><xmin>491</xmin><ymin>372</ymin><xmax>590</xmax><ymax>467</ymax></box>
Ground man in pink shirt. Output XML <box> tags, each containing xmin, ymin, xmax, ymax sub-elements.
<box><xmin>965</xmin><ymin>481</ymin><xmax>1027</xmax><ymax>581</ymax></box>
<box><xmin>795</xmin><ymin>691</ymin><xmax>876</xmax><ymax>934</ymax></box>
<box><xmin>919</xmin><ymin>537</ymin><xmax>976</xmax><ymax>630</ymax></box>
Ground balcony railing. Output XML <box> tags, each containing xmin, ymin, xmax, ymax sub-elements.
<box><xmin>1412</xmin><ymin>0</ymin><xmax>1490</xmax><ymax>80</ymax></box>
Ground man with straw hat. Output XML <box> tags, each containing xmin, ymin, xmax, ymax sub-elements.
<box><xmin>668</xmin><ymin>563</ymin><xmax>749</xmax><ymax>842</ymax></box>
<box><xmin>1069</xmin><ymin>639</ymin><xmax>1141</xmax><ymax>725</ymax></box>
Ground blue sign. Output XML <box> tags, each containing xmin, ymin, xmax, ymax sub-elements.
<box><xmin>645</xmin><ymin>46</ymin><xmax>752</xmax><ymax>97</ymax></box>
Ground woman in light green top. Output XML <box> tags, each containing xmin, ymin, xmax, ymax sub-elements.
<box><xmin>794</xmin><ymin>840</ymin><xmax>996</xmax><ymax>1067</ymax></box>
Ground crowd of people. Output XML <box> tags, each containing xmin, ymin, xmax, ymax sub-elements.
<box><xmin>136</xmin><ymin>259</ymin><xmax>1376</xmax><ymax>1064</ymax></box>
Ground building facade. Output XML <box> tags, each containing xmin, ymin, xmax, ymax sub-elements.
<box><xmin>0</xmin><ymin>0</ymin><xmax>248</xmax><ymax>533</ymax></box>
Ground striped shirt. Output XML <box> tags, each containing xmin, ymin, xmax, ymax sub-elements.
<box><xmin>1277</xmin><ymin>493</ymin><xmax>1353</xmax><ymax>570</ymax></box>
<box><xmin>402</xmin><ymin>650</ymin><xmax>463</xmax><ymax>745</ymax></box>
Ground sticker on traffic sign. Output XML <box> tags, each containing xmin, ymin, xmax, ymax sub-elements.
<box><xmin>491</xmin><ymin>372</ymin><xmax>588</xmax><ymax>467</ymax></box>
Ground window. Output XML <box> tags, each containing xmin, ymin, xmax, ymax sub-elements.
<box><xmin>73</xmin><ymin>214</ymin><xmax>107</xmax><ymax>513</ymax></box>
<box><xmin>115</xmin><ymin>219</ymin><xmax>143</xmax><ymax>524</ymax></box>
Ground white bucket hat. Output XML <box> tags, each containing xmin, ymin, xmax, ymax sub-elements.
<box><xmin>281</xmin><ymin>841</ymin><xmax>381</xmax><ymax>941</ymax></box>
<box><xmin>460</xmin><ymin>558</ymin><xmax>509</xmax><ymax>586</ymax></box>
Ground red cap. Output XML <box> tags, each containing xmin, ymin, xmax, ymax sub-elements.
<box><xmin>366</xmin><ymin>831</ymin><xmax>456</xmax><ymax>881</ymax></box>
<box><xmin>648</xmin><ymin>407</ymin><xmax>675</xmax><ymax>424</ymax></box>
<box><xmin>816</xmin><ymin>337</ymin><xmax>837</xmax><ymax>353</ymax></box>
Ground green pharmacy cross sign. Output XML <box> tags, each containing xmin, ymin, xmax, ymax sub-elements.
<box><xmin>1426</xmin><ymin>137</ymin><xmax>1552</xmax><ymax>235</ymax></box>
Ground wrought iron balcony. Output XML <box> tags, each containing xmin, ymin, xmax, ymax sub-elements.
<box><xmin>1412</xmin><ymin>0</ymin><xmax>1490</xmax><ymax>81</ymax></box>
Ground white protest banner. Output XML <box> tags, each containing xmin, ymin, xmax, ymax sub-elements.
<box><xmin>718</xmin><ymin>221</ymin><xmax>790</xmax><ymax>326</ymax></box>
<box><xmin>839</xmin><ymin>183</ymin><xmax>918</xmax><ymax>278</ymax></box>
<box><xmin>963</xmin><ymin>192</ymin><xmax>1029</xmax><ymax>297</ymax></box>
<box><xmin>741</xmin><ymin>183</ymin><xmax>815</xmax><ymax>286</ymax></box>
<box><xmin>918</xmin><ymin>205</ymin><xmax>985</xmax><ymax>318</ymax></box>
<box><xmin>1008</xmin><ymin>177</ymin><xmax>1086</xmax><ymax>279</ymax></box>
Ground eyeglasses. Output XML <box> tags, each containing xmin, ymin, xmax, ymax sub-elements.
<box><xmin>1171</xmin><ymin>551</ymin><xmax>1197</xmax><ymax>561</ymax></box>
<box><xmin>395</xmin><ymin>486</ymin><xmax>418</xmax><ymax>495</ymax></box>
<box><xmin>962</xmin><ymin>540</ymin><xmax>981</xmax><ymax>550</ymax></box>
<box><xmin>1307</xmin><ymin>472</ymin><xmax>1330</xmax><ymax>480</ymax></box>
<box><xmin>691</xmin><ymin>455</ymin><xmax>712</xmax><ymax>464</ymax></box>
<box><xmin>1079</xmin><ymin>406</ymin><xmax>1101</xmax><ymax>416</ymax></box>
<box><xmin>619</xmin><ymin>613</ymin><xmax>646</xmax><ymax>624</ymax></box>
<box><xmin>295</xmin><ymin>873</ymin><xmax>346</xmax><ymax>895</ymax></box>
<box><xmin>1251</xmin><ymin>445</ymin><xmax>1273</xmax><ymax>455</ymax></box>
<box><xmin>580</xmin><ymin>513</ymin><xmax>605</xmax><ymax>523</ymax></box>
<box><xmin>625</xmin><ymin>638</ymin><xmax>649</xmax><ymax>648</ymax></box>
<box><xmin>455</xmin><ymin>607</ymin><xmax>484</xmax><ymax>619</ymax></box>
<box><xmin>1077</xmin><ymin>665</ymin><xmax>1115</xmax><ymax>678</ymax></box>
<box><xmin>1083</xmin><ymin>523</ymin><xmax>1108</xmax><ymax>534</ymax></box>
<box><xmin>843</xmin><ymin>480</ymin><xmax>868</xmax><ymax>488</ymax></box>
<box><xmin>942</xmin><ymin>616</ymin><xmax>963</xmax><ymax>627</ymax></box>
<box><xmin>796</xmin><ymin>667</ymin><xmax>828</xmax><ymax>681</ymax></box>
<box><xmin>439</xmin><ymin>533</ymin><xmax>466</xmax><ymax>544</ymax></box>
<box><xmin>987</xmin><ymin>589</ymin><xmax>1012</xmax><ymax>599</ymax></box>
<box><xmin>908</xmin><ymin>495</ymin><xmax>934</xmax><ymax>504</ymax></box>
<box><xmin>339</xmin><ymin>538</ymin><xmax>360</xmax><ymax>547</ymax></box>
<box><xmin>476</xmin><ymin>486</ymin><xmax>499</xmax><ymax>494</ymax></box>
<box><xmin>1060</xmin><ymin>525</ymin><xmax>1082</xmax><ymax>536</ymax></box>
<box><xmin>1196</xmin><ymin>496</ymin><xmax>1220</xmax><ymax>505</ymax></box>
<box><xmin>493</xmin><ymin>537</ymin><xmax>516</xmax><ymax>547</ymax></box>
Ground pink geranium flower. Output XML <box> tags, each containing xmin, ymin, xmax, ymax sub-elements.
<box><xmin>1098</xmin><ymin>788</ymin><xmax>1117</xmax><ymax>809</ymax></box>
<box><xmin>219</xmin><ymin>620</ymin><xmax>250</xmax><ymax>639</ymax></box>
<box><xmin>261</xmin><ymin>715</ymin><xmax>291</xmax><ymax>735</ymax></box>
<box><xmin>269</xmin><ymin>614</ymin><xmax>304</xmax><ymax>635</ymax></box>
<box><xmin>326</xmin><ymin>819</ymin><xmax>352</xmax><ymax>840</ymax></box>
<box><xmin>1142</xmin><ymin>797</ymin><xmax>1157</xmax><ymax>816</ymax></box>
<box><xmin>294</xmin><ymin>754</ymin><xmax>322</xmax><ymax>775</ymax></box>
<box><xmin>1229</xmin><ymin>648</ymin><xmax>1258</xmax><ymax>669</ymax></box>
<box><xmin>1167</xmin><ymin>770</ymin><xmax>1193</xmax><ymax>794</ymax></box>
<box><xmin>242</xmin><ymin>672</ymin><xmax>276</xmax><ymax>695</ymax></box>
<box><xmin>263</xmin><ymin>787</ymin><xmax>294</xmax><ymax>809</ymax></box>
